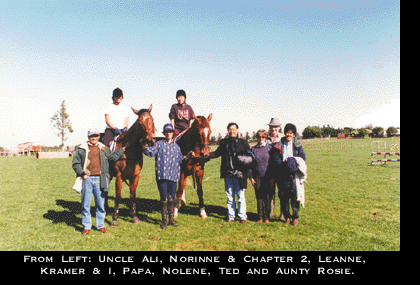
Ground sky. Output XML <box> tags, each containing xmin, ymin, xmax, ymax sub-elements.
<box><xmin>0</xmin><ymin>0</ymin><xmax>400</xmax><ymax>149</ymax></box>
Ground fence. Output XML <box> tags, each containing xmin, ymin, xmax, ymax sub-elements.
<box><xmin>371</xmin><ymin>152</ymin><xmax>400</xmax><ymax>165</ymax></box>
<box><xmin>302</xmin><ymin>137</ymin><xmax>401</xmax><ymax>151</ymax></box>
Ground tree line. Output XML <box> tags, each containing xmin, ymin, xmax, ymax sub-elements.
<box><xmin>302</xmin><ymin>125</ymin><xmax>399</xmax><ymax>139</ymax></box>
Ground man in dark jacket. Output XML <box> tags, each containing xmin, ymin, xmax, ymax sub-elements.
<box><xmin>208</xmin><ymin>122</ymin><xmax>252</xmax><ymax>224</ymax></box>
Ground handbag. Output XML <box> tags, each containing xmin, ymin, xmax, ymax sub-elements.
<box><xmin>235</xmin><ymin>151</ymin><xmax>255</xmax><ymax>170</ymax></box>
<box><xmin>72</xmin><ymin>177</ymin><xmax>83</xmax><ymax>194</ymax></box>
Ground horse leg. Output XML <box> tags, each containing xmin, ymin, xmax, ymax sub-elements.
<box><xmin>174</xmin><ymin>172</ymin><xmax>187</xmax><ymax>218</ymax></box>
<box><xmin>111</xmin><ymin>175</ymin><xmax>123</xmax><ymax>228</ymax></box>
<box><xmin>129</xmin><ymin>175</ymin><xmax>140</xmax><ymax>224</ymax></box>
<box><xmin>196</xmin><ymin>169</ymin><xmax>207</xmax><ymax>218</ymax></box>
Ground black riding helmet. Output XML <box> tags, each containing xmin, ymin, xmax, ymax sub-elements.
<box><xmin>113</xmin><ymin>88</ymin><xmax>124</xmax><ymax>99</ymax></box>
<box><xmin>176</xmin><ymin>89</ymin><xmax>186</xmax><ymax>99</ymax></box>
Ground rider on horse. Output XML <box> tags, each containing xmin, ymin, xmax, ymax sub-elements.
<box><xmin>169</xmin><ymin>89</ymin><xmax>195</xmax><ymax>142</ymax></box>
<box><xmin>103</xmin><ymin>88</ymin><xmax>130</xmax><ymax>148</ymax></box>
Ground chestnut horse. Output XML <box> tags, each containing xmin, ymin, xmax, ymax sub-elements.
<box><xmin>175</xmin><ymin>114</ymin><xmax>212</xmax><ymax>219</ymax></box>
<box><xmin>106</xmin><ymin>105</ymin><xmax>155</xmax><ymax>228</ymax></box>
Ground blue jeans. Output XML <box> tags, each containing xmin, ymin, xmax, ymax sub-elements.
<box><xmin>157</xmin><ymin>180</ymin><xmax>177</xmax><ymax>201</ymax></box>
<box><xmin>81</xmin><ymin>176</ymin><xmax>106</xmax><ymax>230</ymax></box>
<box><xmin>225</xmin><ymin>175</ymin><xmax>247</xmax><ymax>220</ymax></box>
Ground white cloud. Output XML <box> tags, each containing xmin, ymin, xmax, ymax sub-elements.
<box><xmin>356</xmin><ymin>98</ymin><xmax>400</xmax><ymax>129</ymax></box>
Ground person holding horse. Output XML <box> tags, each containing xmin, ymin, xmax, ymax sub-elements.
<box><xmin>72</xmin><ymin>128</ymin><xmax>129</xmax><ymax>235</ymax></box>
<box><xmin>144</xmin><ymin>123</ymin><xmax>185</xmax><ymax>229</ymax></box>
<box><xmin>169</xmin><ymin>89</ymin><xmax>195</xmax><ymax>142</ymax></box>
<box><xmin>267</xmin><ymin>123</ymin><xmax>306</xmax><ymax>226</ymax></box>
<box><xmin>207</xmin><ymin>122</ymin><xmax>253</xmax><ymax>224</ymax></box>
<box><xmin>103</xmin><ymin>88</ymin><xmax>130</xmax><ymax>147</ymax></box>
<box><xmin>250</xmin><ymin>129</ymin><xmax>273</xmax><ymax>223</ymax></box>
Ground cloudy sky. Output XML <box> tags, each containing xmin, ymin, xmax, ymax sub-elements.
<box><xmin>0</xmin><ymin>0</ymin><xmax>400</xmax><ymax>148</ymax></box>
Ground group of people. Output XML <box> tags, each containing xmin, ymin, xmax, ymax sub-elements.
<box><xmin>72</xmin><ymin>88</ymin><xmax>307</xmax><ymax>235</ymax></box>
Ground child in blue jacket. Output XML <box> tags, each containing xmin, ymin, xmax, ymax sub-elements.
<box><xmin>144</xmin><ymin>123</ymin><xmax>185</xmax><ymax>229</ymax></box>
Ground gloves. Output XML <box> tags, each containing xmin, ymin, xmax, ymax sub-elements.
<box><xmin>114</xmin><ymin>128</ymin><xmax>121</xmax><ymax>135</ymax></box>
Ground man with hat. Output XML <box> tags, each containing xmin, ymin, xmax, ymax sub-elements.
<box><xmin>144</xmin><ymin>123</ymin><xmax>185</xmax><ymax>229</ymax></box>
<box><xmin>266</xmin><ymin>118</ymin><xmax>284</xmax><ymax>218</ymax></box>
<box><xmin>267</xmin><ymin>118</ymin><xmax>284</xmax><ymax>144</ymax></box>
<box><xmin>72</xmin><ymin>128</ymin><xmax>129</xmax><ymax>235</ymax></box>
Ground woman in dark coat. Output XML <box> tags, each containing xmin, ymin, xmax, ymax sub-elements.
<box><xmin>268</xmin><ymin>123</ymin><xmax>306</xmax><ymax>226</ymax></box>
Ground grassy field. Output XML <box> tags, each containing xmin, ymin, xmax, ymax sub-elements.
<box><xmin>0</xmin><ymin>138</ymin><xmax>400</xmax><ymax>251</ymax></box>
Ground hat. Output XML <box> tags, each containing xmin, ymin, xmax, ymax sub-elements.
<box><xmin>163</xmin><ymin>123</ymin><xmax>175</xmax><ymax>133</ymax></box>
<box><xmin>88</xmin><ymin>128</ymin><xmax>100</xmax><ymax>137</ymax></box>
<box><xmin>268</xmin><ymin>118</ymin><xmax>281</xmax><ymax>126</ymax></box>
<box><xmin>176</xmin><ymin>89</ymin><xmax>186</xmax><ymax>99</ymax></box>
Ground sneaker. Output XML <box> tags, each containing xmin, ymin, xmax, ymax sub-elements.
<box><xmin>82</xmin><ymin>229</ymin><xmax>90</xmax><ymax>235</ymax></box>
<box><xmin>240</xmin><ymin>219</ymin><xmax>247</xmax><ymax>224</ymax></box>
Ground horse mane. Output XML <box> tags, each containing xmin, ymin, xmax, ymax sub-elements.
<box><xmin>177</xmin><ymin>116</ymin><xmax>208</xmax><ymax>156</ymax></box>
<box><xmin>118</xmin><ymin>108</ymin><xmax>151</xmax><ymax>149</ymax></box>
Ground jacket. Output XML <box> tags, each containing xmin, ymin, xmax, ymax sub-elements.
<box><xmin>143</xmin><ymin>139</ymin><xmax>184</xmax><ymax>183</ymax></box>
<box><xmin>267</xmin><ymin>137</ymin><xmax>306</xmax><ymax>185</ymax></box>
<box><xmin>208</xmin><ymin>137</ymin><xmax>252</xmax><ymax>189</ymax></box>
<box><xmin>72</xmin><ymin>142</ymin><xmax>125</xmax><ymax>192</ymax></box>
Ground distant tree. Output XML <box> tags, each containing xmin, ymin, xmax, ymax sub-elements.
<box><xmin>302</xmin><ymin>126</ymin><xmax>322</xmax><ymax>139</ymax></box>
<box><xmin>386</xmin><ymin>126</ymin><xmax>398</xmax><ymax>137</ymax></box>
<box><xmin>321</xmin><ymin>125</ymin><xmax>337</xmax><ymax>137</ymax></box>
<box><xmin>372</xmin><ymin>127</ymin><xmax>384</xmax><ymax>137</ymax></box>
<box><xmin>51</xmin><ymin>100</ymin><xmax>74</xmax><ymax>149</ymax></box>
<box><xmin>357</xmin><ymin>128</ymin><xmax>369</xmax><ymax>138</ymax></box>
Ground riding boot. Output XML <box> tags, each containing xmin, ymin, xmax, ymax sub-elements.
<box><xmin>160</xmin><ymin>201</ymin><xmax>168</xmax><ymax>229</ymax></box>
<box><xmin>168</xmin><ymin>200</ymin><xmax>180</xmax><ymax>227</ymax></box>
<box><xmin>257</xmin><ymin>199</ymin><xmax>264</xmax><ymax>222</ymax></box>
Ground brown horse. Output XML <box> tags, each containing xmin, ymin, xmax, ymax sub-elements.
<box><xmin>175</xmin><ymin>113</ymin><xmax>212</xmax><ymax>219</ymax></box>
<box><xmin>106</xmin><ymin>105</ymin><xmax>155</xmax><ymax>228</ymax></box>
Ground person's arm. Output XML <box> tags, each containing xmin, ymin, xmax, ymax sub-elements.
<box><xmin>105</xmin><ymin>145</ymin><xmax>127</xmax><ymax>162</ymax></box>
<box><xmin>143</xmin><ymin>142</ymin><xmax>159</xmax><ymax>158</ymax></box>
<box><xmin>105</xmin><ymin>114</ymin><xmax>117</xmax><ymax>130</ymax></box>
<box><xmin>208</xmin><ymin>142</ymin><xmax>223</xmax><ymax>159</ymax></box>
<box><xmin>72</xmin><ymin>148</ymin><xmax>87</xmax><ymax>179</ymax></box>
<box><xmin>124</xmin><ymin>116</ymin><xmax>129</xmax><ymax>129</ymax></box>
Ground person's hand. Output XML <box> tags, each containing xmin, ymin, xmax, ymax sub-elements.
<box><xmin>123</xmin><ymin>142</ymin><xmax>131</xmax><ymax>150</ymax></box>
<box><xmin>114</xmin><ymin>128</ymin><xmax>121</xmax><ymax>135</ymax></box>
<box><xmin>82</xmin><ymin>175</ymin><xmax>88</xmax><ymax>180</ymax></box>
<box><xmin>250</xmin><ymin>178</ymin><xmax>256</xmax><ymax>187</ymax></box>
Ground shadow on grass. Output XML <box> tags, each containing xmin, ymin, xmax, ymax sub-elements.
<box><xmin>43</xmin><ymin>198</ymin><xmax>229</xmax><ymax>232</ymax></box>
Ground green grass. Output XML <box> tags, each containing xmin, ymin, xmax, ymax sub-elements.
<box><xmin>0</xmin><ymin>141</ymin><xmax>400</xmax><ymax>251</ymax></box>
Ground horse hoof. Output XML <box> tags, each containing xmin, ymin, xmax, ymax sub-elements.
<box><xmin>110</xmin><ymin>221</ymin><xmax>118</xmax><ymax>228</ymax></box>
<box><xmin>174</xmin><ymin>208</ymin><xmax>178</xmax><ymax>219</ymax></box>
<box><xmin>200</xmin><ymin>209</ymin><xmax>207</xmax><ymax>219</ymax></box>
<box><xmin>132</xmin><ymin>217</ymin><xmax>140</xmax><ymax>224</ymax></box>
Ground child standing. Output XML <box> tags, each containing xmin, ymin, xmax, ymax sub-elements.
<box><xmin>144</xmin><ymin>123</ymin><xmax>185</xmax><ymax>229</ymax></box>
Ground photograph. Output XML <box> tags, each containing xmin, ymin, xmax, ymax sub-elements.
<box><xmin>0</xmin><ymin>0</ymin><xmax>400</xmax><ymax>278</ymax></box>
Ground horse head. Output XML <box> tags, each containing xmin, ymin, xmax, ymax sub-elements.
<box><xmin>131</xmin><ymin>104</ymin><xmax>155</xmax><ymax>150</ymax></box>
<box><xmin>193</xmin><ymin>113</ymin><xmax>212</xmax><ymax>158</ymax></box>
